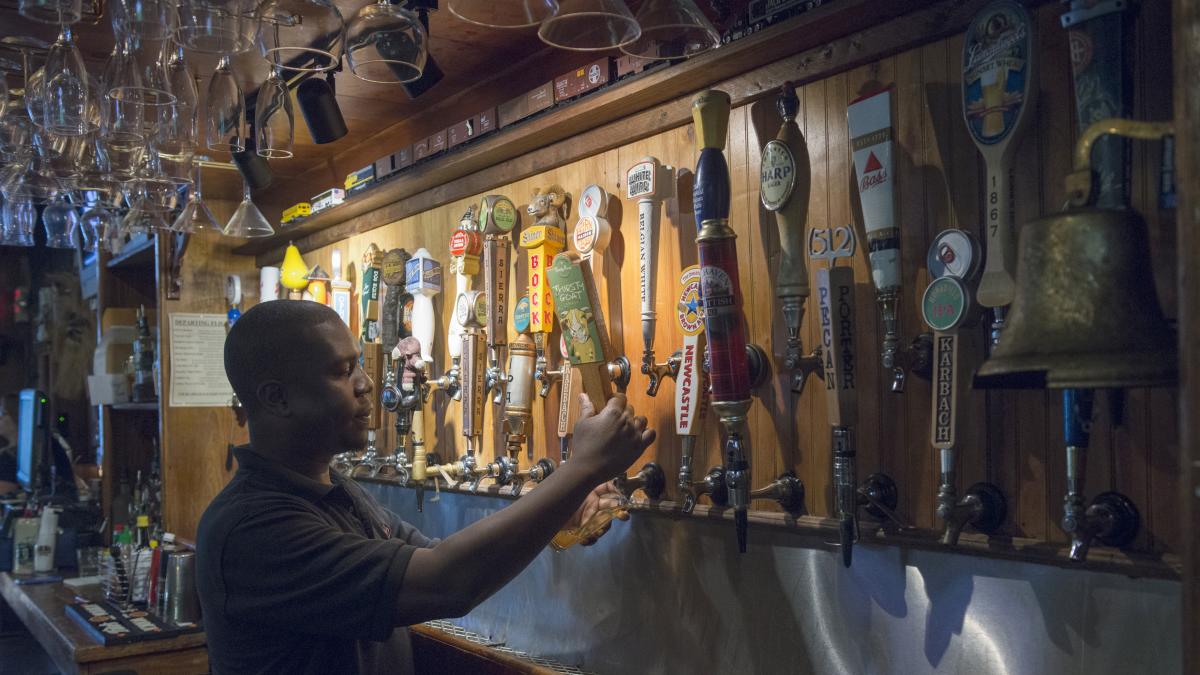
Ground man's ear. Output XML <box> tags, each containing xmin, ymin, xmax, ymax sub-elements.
<box><xmin>256</xmin><ymin>380</ymin><xmax>289</xmax><ymax>417</ymax></box>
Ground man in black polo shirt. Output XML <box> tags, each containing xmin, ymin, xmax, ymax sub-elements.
<box><xmin>197</xmin><ymin>300</ymin><xmax>654</xmax><ymax>674</ymax></box>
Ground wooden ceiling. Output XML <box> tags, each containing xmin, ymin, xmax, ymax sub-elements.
<box><xmin>0</xmin><ymin>1</ymin><xmax>744</xmax><ymax>200</ymax></box>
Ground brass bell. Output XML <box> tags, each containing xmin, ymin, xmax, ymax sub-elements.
<box><xmin>975</xmin><ymin>119</ymin><xmax>1177</xmax><ymax>389</ymax></box>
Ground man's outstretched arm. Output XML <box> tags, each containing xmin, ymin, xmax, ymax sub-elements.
<box><xmin>393</xmin><ymin>393</ymin><xmax>654</xmax><ymax>625</ymax></box>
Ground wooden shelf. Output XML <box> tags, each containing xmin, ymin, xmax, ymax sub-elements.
<box><xmin>106</xmin><ymin>237</ymin><xmax>155</xmax><ymax>270</ymax></box>
<box><xmin>237</xmin><ymin>0</ymin><xmax>972</xmax><ymax>263</ymax></box>
<box><xmin>108</xmin><ymin>402</ymin><xmax>159</xmax><ymax>412</ymax></box>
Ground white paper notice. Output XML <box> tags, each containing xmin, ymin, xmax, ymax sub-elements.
<box><xmin>169</xmin><ymin>313</ymin><xmax>233</xmax><ymax>407</ymax></box>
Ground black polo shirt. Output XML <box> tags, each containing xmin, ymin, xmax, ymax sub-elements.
<box><xmin>197</xmin><ymin>446</ymin><xmax>437</xmax><ymax>675</ymax></box>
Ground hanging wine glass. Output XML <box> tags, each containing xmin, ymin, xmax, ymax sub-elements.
<box><xmin>255</xmin><ymin>64</ymin><xmax>294</xmax><ymax>158</ymax></box>
<box><xmin>206</xmin><ymin>55</ymin><xmax>247</xmax><ymax>152</ymax></box>
<box><xmin>18</xmin><ymin>0</ymin><xmax>83</xmax><ymax>25</ymax></box>
<box><xmin>42</xmin><ymin>194</ymin><xmax>80</xmax><ymax>248</ymax></box>
<box><xmin>0</xmin><ymin>71</ymin><xmax>8</xmax><ymax>122</ymax></box>
<box><xmin>0</xmin><ymin>105</ymin><xmax>33</xmax><ymax>164</ymax></box>
<box><xmin>256</xmin><ymin>0</ymin><xmax>344</xmax><ymax>74</ymax></box>
<box><xmin>157</xmin><ymin>46</ymin><xmax>198</xmax><ymax>184</ymax></box>
<box><xmin>1</xmin><ymin>134</ymin><xmax>62</xmax><ymax>205</ymax></box>
<box><xmin>41</xmin><ymin>25</ymin><xmax>93</xmax><ymax>136</ymax></box>
<box><xmin>112</xmin><ymin>0</ymin><xmax>177</xmax><ymax>42</ymax></box>
<box><xmin>538</xmin><ymin>0</ymin><xmax>640</xmax><ymax>51</ymax></box>
<box><xmin>447</xmin><ymin>0</ymin><xmax>559</xmax><ymax>29</ymax></box>
<box><xmin>171</xmin><ymin>163</ymin><xmax>222</xmax><ymax>232</ymax></box>
<box><xmin>345</xmin><ymin>0</ymin><xmax>426</xmax><ymax>83</ymax></box>
<box><xmin>621</xmin><ymin>0</ymin><xmax>719</xmax><ymax>61</ymax></box>
<box><xmin>106</xmin><ymin>35</ymin><xmax>175</xmax><ymax>108</ymax></box>
<box><xmin>223</xmin><ymin>180</ymin><xmax>274</xmax><ymax>237</ymax></box>
<box><xmin>2</xmin><ymin>195</ymin><xmax>38</xmax><ymax>246</ymax></box>
<box><xmin>177</xmin><ymin>0</ymin><xmax>259</xmax><ymax>54</ymax></box>
<box><xmin>80</xmin><ymin>202</ymin><xmax>117</xmax><ymax>252</ymax></box>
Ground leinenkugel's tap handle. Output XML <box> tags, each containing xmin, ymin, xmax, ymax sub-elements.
<box><xmin>761</xmin><ymin>83</ymin><xmax>818</xmax><ymax>394</ymax></box>
<box><xmin>962</xmin><ymin>0</ymin><xmax>1037</xmax><ymax>346</ymax></box>
<box><xmin>693</xmin><ymin>89</ymin><xmax>754</xmax><ymax>553</ymax></box>
<box><xmin>626</xmin><ymin>156</ymin><xmax>675</xmax><ymax>395</ymax></box>
<box><xmin>360</xmin><ymin>244</ymin><xmax>384</xmax><ymax>344</ymax></box>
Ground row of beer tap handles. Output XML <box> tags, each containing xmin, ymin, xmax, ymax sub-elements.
<box><xmin>344</xmin><ymin>76</ymin><xmax>1135</xmax><ymax>562</ymax></box>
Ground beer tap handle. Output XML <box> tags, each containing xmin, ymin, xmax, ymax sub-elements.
<box><xmin>548</xmin><ymin>252</ymin><xmax>616</xmax><ymax>408</ymax></box>
<box><xmin>857</xmin><ymin>473</ymin><xmax>913</xmax><ymax>530</ymax></box>
<box><xmin>628</xmin><ymin>157</ymin><xmax>675</xmax><ymax>388</ymax></box>
<box><xmin>644</xmin><ymin>354</ymin><xmax>679</xmax><ymax>398</ymax></box>
<box><xmin>614</xmin><ymin>463</ymin><xmax>666</xmax><ymax>502</ymax></box>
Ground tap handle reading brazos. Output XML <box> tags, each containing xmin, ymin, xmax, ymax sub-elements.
<box><xmin>693</xmin><ymin>89</ymin><xmax>753</xmax><ymax>553</ymax></box>
<box><xmin>847</xmin><ymin>87</ymin><xmax>905</xmax><ymax>381</ymax></box>
<box><xmin>674</xmin><ymin>265</ymin><xmax>708</xmax><ymax>492</ymax></box>
<box><xmin>547</xmin><ymin>251</ymin><xmax>614</xmax><ymax>406</ymax></box>
<box><xmin>381</xmin><ymin>248</ymin><xmax>413</xmax><ymax>356</ymax></box>
<box><xmin>811</xmin><ymin>225</ymin><xmax>858</xmax><ymax>566</ymax></box>
<box><xmin>448</xmin><ymin>207</ymin><xmax>482</xmax><ymax>375</ymax></box>
<box><xmin>627</xmin><ymin>156</ymin><xmax>675</xmax><ymax>394</ymax></box>
<box><xmin>962</xmin><ymin>0</ymin><xmax>1037</xmax><ymax>344</ymax></box>
<box><xmin>457</xmin><ymin>290</ymin><xmax>488</xmax><ymax>457</ymax></box>
<box><xmin>406</xmin><ymin>248</ymin><xmax>442</xmax><ymax>366</ymax></box>
<box><xmin>480</xmin><ymin>194</ymin><xmax>518</xmax><ymax>368</ymax></box>
<box><xmin>761</xmin><ymin>83</ymin><xmax>814</xmax><ymax>392</ymax></box>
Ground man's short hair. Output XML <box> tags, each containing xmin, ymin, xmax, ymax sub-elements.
<box><xmin>224</xmin><ymin>300</ymin><xmax>343</xmax><ymax>411</ymax></box>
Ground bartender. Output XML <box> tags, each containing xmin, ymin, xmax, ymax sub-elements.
<box><xmin>198</xmin><ymin>300</ymin><xmax>655</xmax><ymax>674</ymax></box>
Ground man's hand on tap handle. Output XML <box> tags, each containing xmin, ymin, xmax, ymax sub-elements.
<box><xmin>563</xmin><ymin>393</ymin><xmax>656</xmax><ymax>545</ymax></box>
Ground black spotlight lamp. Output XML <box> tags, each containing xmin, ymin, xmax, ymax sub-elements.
<box><xmin>297</xmin><ymin>72</ymin><xmax>348</xmax><ymax>144</ymax></box>
<box><xmin>232</xmin><ymin>121</ymin><xmax>276</xmax><ymax>191</ymax></box>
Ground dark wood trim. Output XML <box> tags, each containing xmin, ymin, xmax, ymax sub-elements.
<box><xmin>411</xmin><ymin>624</ymin><xmax>563</xmax><ymax>675</ymax></box>
<box><xmin>1174</xmin><ymin>0</ymin><xmax>1200</xmax><ymax>668</ymax></box>
<box><xmin>242</xmin><ymin>0</ymin><xmax>1017</xmax><ymax>264</ymax></box>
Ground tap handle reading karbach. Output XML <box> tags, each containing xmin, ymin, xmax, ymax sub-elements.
<box><xmin>457</xmin><ymin>290</ymin><xmax>488</xmax><ymax>448</ymax></box>
<box><xmin>692</xmin><ymin>90</ymin><xmax>749</xmax><ymax>404</ymax></box>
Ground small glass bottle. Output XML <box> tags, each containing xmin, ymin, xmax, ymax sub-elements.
<box><xmin>132</xmin><ymin>305</ymin><xmax>157</xmax><ymax>403</ymax></box>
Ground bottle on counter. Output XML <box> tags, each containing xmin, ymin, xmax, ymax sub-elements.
<box><xmin>11</xmin><ymin>505</ymin><xmax>40</xmax><ymax>575</ymax></box>
<box><xmin>33</xmin><ymin>505</ymin><xmax>59</xmax><ymax>573</ymax></box>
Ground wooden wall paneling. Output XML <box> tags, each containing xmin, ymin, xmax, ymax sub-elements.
<box><xmin>178</xmin><ymin>10</ymin><xmax>1182</xmax><ymax>573</ymax></box>
<box><xmin>1173</xmin><ymin>0</ymin><xmax>1200</xmax><ymax>663</ymax></box>
<box><xmin>157</xmin><ymin>207</ymin><xmax>258</xmax><ymax>540</ymax></box>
